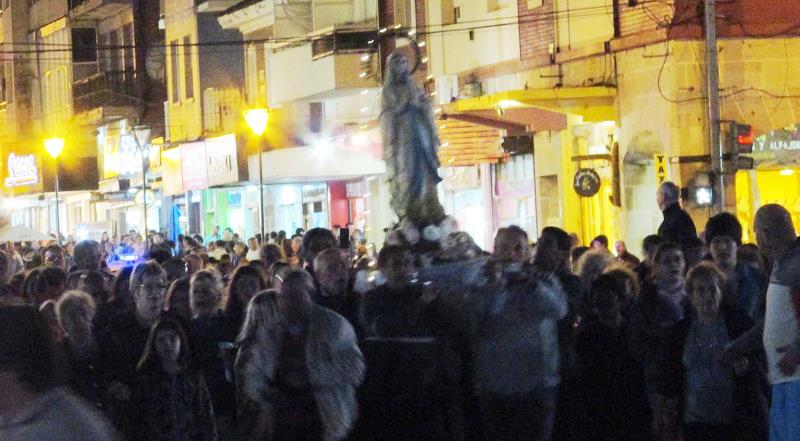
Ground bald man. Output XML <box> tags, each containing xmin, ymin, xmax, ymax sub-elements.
<box><xmin>757</xmin><ymin>204</ymin><xmax>800</xmax><ymax>441</ymax></box>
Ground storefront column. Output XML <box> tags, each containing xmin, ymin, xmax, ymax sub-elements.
<box><xmin>561</xmin><ymin>115</ymin><xmax>584</xmax><ymax>242</ymax></box>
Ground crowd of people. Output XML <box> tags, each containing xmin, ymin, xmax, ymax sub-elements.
<box><xmin>0</xmin><ymin>180</ymin><xmax>799</xmax><ymax>441</ymax></box>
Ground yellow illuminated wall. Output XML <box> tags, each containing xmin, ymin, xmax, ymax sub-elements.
<box><xmin>578</xmin><ymin>180</ymin><xmax>618</xmax><ymax>247</ymax></box>
<box><xmin>736</xmin><ymin>169</ymin><xmax>800</xmax><ymax>243</ymax></box>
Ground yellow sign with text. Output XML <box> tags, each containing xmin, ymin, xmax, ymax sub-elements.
<box><xmin>654</xmin><ymin>153</ymin><xmax>668</xmax><ymax>184</ymax></box>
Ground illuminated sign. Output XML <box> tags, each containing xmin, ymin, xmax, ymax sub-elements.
<box><xmin>654</xmin><ymin>153</ymin><xmax>668</xmax><ymax>184</ymax></box>
<box><xmin>180</xmin><ymin>142</ymin><xmax>208</xmax><ymax>191</ymax></box>
<box><xmin>101</xmin><ymin>128</ymin><xmax>142</xmax><ymax>179</ymax></box>
<box><xmin>205</xmin><ymin>134</ymin><xmax>238</xmax><ymax>186</ymax></box>
<box><xmin>4</xmin><ymin>153</ymin><xmax>39</xmax><ymax>187</ymax></box>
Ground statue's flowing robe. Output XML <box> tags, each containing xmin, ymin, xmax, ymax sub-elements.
<box><xmin>381</xmin><ymin>82</ymin><xmax>445</xmax><ymax>224</ymax></box>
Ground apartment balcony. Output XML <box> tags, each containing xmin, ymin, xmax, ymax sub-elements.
<box><xmin>73</xmin><ymin>70</ymin><xmax>140</xmax><ymax>120</ymax></box>
<box><xmin>202</xmin><ymin>87</ymin><xmax>242</xmax><ymax>136</ymax></box>
<box><xmin>69</xmin><ymin>0</ymin><xmax>129</xmax><ymax>20</ymax></box>
<box><xmin>196</xmin><ymin>0</ymin><xmax>241</xmax><ymax>13</ymax></box>
<box><xmin>268</xmin><ymin>26</ymin><xmax>379</xmax><ymax>105</ymax></box>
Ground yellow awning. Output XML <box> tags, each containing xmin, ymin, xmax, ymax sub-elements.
<box><xmin>443</xmin><ymin>86</ymin><xmax>617</xmax><ymax>123</ymax></box>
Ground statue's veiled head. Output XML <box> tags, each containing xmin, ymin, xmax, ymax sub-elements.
<box><xmin>385</xmin><ymin>51</ymin><xmax>410</xmax><ymax>85</ymax></box>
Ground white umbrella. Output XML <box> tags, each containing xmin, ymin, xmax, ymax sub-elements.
<box><xmin>0</xmin><ymin>225</ymin><xmax>52</xmax><ymax>242</ymax></box>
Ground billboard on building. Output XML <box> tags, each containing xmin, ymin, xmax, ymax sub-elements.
<box><xmin>180</xmin><ymin>142</ymin><xmax>208</xmax><ymax>191</ymax></box>
<box><xmin>205</xmin><ymin>134</ymin><xmax>239</xmax><ymax>186</ymax></box>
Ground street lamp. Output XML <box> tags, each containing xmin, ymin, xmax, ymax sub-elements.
<box><xmin>44</xmin><ymin>137</ymin><xmax>64</xmax><ymax>246</ymax></box>
<box><xmin>131</xmin><ymin>125</ymin><xmax>152</xmax><ymax>241</ymax></box>
<box><xmin>244</xmin><ymin>108</ymin><xmax>269</xmax><ymax>243</ymax></box>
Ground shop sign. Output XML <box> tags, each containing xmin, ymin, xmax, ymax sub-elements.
<box><xmin>4</xmin><ymin>153</ymin><xmax>39</xmax><ymax>187</ymax></box>
<box><xmin>573</xmin><ymin>168</ymin><xmax>601</xmax><ymax>197</ymax></box>
<box><xmin>654</xmin><ymin>153</ymin><xmax>668</xmax><ymax>184</ymax></box>
<box><xmin>102</xmin><ymin>131</ymin><xmax>143</xmax><ymax>179</ymax></box>
<box><xmin>180</xmin><ymin>142</ymin><xmax>208</xmax><ymax>191</ymax></box>
<box><xmin>97</xmin><ymin>191</ymin><xmax>133</xmax><ymax>202</ymax></box>
<box><xmin>752</xmin><ymin>124</ymin><xmax>800</xmax><ymax>163</ymax></box>
<box><xmin>205</xmin><ymin>134</ymin><xmax>238</xmax><ymax>186</ymax></box>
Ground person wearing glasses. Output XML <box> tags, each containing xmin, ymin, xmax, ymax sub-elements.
<box><xmin>96</xmin><ymin>261</ymin><xmax>168</xmax><ymax>437</ymax></box>
<box><xmin>42</xmin><ymin>244</ymin><xmax>67</xmax><ymax>271</ymax></box>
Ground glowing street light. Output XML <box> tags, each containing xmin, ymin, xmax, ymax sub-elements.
<box><xmin>44</xmin><ymin>137</ymin><xmax>64</xmax><ymax>245</ymax></box>
<box><xmin>244</xmin><ymin>109</ymin><xmax>269</xmax><ymax>136</ymax></box>
<box><xmin>44</xmin><ymin>137</ymin><xmax>64</xmax><ymax>159</ymax></box>
<box><xmin>244</xmin><ymin>108</ymin><xmax>269</xmax><ymax>242</ymax></box>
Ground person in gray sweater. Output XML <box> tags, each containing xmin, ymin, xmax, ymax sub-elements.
<box><xmin>469</xmin><ymin>226</ymin><xmax>567</xmax><ymax>441</ymax></box>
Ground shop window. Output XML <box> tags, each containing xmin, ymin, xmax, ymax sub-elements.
<box><xmin>538</xmin><ymin>175</ymin><xmax>560</xmax><ymax>226</ymax></box>
<box><xmin>441</xmin><ymin>0</ymin><xmax>456</xmax><ymax>25</ymax></box>
<box><xmin>122</xmin><ymin>23</ymin><xmax>134</xmax><ymax>72</ymax></box>
<box><xmin>0</xmin><ymin>63</ymin><xmax>7</xmax><ymax>104</ymax></box>
<box><xmin>72</xmin><ymin>28</ymin><xmax>97</xmax><ymax>63</ymax></box>
<box><xmin>183</xmin><ymin>36</ymin><xmax>194</xmax><ymax>100</ymax></box>
<box><xmin>309</xmin><ymin>102</ymin><xmax>323</xmax><ymax>133</ymax></box>
<box><xmin>169</xmin><ymin>40</ymin><xmax>180</xmax><ymax>103</ymax></box>
<box><xmin>393</xmin><ymin>0</ymin><xmax>414</xmax><ymax>28</ymax></box>
<box><xmin>245</xmin><ymin>43</ymin><xmax>267</xmax><ymax>107</ymax></box>
<box><xmin>496</xmin><ymin>154</ymin><xmax>534</xmax><ymax>181</ymax></box>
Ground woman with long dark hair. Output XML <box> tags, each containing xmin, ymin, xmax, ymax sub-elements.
<box><xmin>234</xmin><ymin>289</ymin><xmax>279</xmax><ymax>440</ymax></box>
<box><xmin>224</xmin><ymin>265</ymin><xmax>266</xmax><ymax>340</ymax></box>
<box><xmin>131</xmin><ymin>318</ymin><xmax>217</xmax><ymax>441</ymax></box>
<box><xmin>164</xmin><ymin>277</ymin><xmax>192</xmax><ymax>324</ymax></box>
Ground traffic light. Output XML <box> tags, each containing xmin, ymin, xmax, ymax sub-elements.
<box><xmin>727</xmin><ymin>122</ymin><xmax>754</xmax><ymax>170</ymax></box>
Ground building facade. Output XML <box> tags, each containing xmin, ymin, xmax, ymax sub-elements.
<box><xmin>422</xmin><ymin>0</ymin><xmax>800</xmax><ymax>253</ymax></box>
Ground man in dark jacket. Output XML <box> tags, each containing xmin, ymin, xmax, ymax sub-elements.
<box><xmin>313</xmin><ymin>249</ymin><xmax>360</xmax><ymax>332</ymax></box>
<box><xmin>657</xmin><ymin>181</ymin><xmax>697</xmax><ymax>246</ymax></box>
<box><xmin>358</xmin><ymin>245</ymin><xmax>461</xmax><ymax>441</ymax></box>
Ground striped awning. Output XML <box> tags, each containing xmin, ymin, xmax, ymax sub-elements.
<box><xmin>437</xmin><ymin>120</ymin><xmax>508</xmax><ymax>167</ymax></box>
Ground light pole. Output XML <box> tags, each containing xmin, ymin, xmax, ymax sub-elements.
<box><xmin>131</xmin><ymin>126</ymin><xmax>152</xmax><ymax>240</ymax></box>
<box><xmin>244</xmin><ymin>109</ymin><xmax>269</xmax><ymax>243</ymax></box>
<box><xmin>44</xmin><ymin>137</ymin><xmax>64</xmax><ymax>246</ymax></box>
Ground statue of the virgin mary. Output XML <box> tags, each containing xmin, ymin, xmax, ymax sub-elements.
<box><xmin>381</xmin><ymin>51</ymin><xmax>446</xmax><ymax>225</ymax></box>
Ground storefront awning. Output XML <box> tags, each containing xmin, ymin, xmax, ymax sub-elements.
<box><xmin>442</xmin><ymin>86</ymin><xmax>618</xmax><ymax>129</ymax></box>
<box><xmin>247</xmin><ymin>146</ymin><xmax>386</xmax><ymax>184</ymax></box>
<box><xmin>438</xmin><ymin>120</ymin><xmax>508</xmax><ymax>166</ymax></box>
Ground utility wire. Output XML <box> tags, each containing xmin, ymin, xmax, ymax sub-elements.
<box><xmin>0</xmin><ymin>4</ymin><xmax>626</xmax><ymax>54</ymax></box>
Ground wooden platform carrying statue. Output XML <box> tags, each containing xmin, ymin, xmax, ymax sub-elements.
<box><xmin>381</xmin><ymin>50</ymin><xmax>446</xmax><ymax>229</ymax></box>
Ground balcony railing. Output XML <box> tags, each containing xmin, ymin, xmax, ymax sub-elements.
<box><xmin>268</xmin><ymin>27</ymin><xmax>379</xmax><ymax>104</ymax></box>
<box><xmin>73</xmin><ymin>70</ymin><xmax>140</xmax><ymax>114</ymax></box>
<box><xmin>310</xmin><ymin>29</ymin><xmax>377</xmax><ymax>59</ymax></box>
